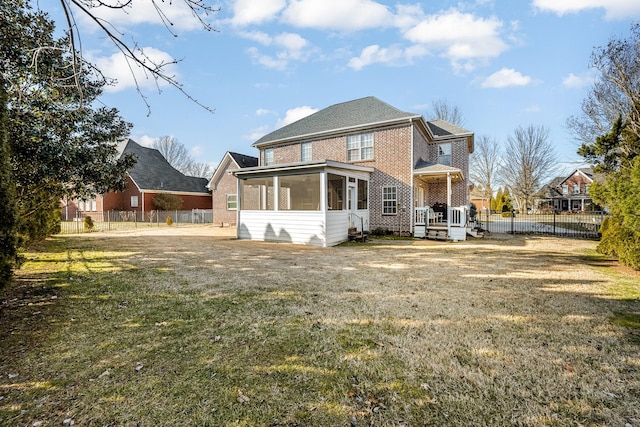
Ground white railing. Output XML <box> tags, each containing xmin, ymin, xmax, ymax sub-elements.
<box><xmin>450</xmin><ymin>206</ymin><xmax>468</xmax><ymax>227</ymax></box>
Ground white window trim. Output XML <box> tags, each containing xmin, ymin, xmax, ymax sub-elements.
<box><xmin>226</xmin><ymin>194</ymin><xmax>237</xmax><ymax>210</ymax></box>
<box><xmin>438</xmin><ymin>142</ymin><xmax>452</xmax><ymax>166</ymax></box>
<box><xmin>347</xmin><ymin>133</ymin><xmax>374</xmax><ymax>161</ymax></box>
<box><xmin>301</xmin><ymin>142</ymin><xmax>312</xmax><ymax>162</ymax></box>
<box><xmin>382</xmin><ymin>186</ymin><xmax>397</xmax><ymax>215</ymax></box>
<box><xmin>264</xmin><ymin>148</ymin><xmax>274</xmax><ymax>166</ymax></box>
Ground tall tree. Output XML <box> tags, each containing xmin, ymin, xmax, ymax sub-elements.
<box><xmin>576</xmin><ymin>22</ymin><xmax>640</xmax><ymax>269</ymax></box>
<box><xmin>430</xmin><ymin>99</ymin><xmax>464</xmax><ymax>126</ymax></box>
<box><xmin>567</xmin><ymin>22</ymin><xmax>640</xmax><ymax>145</ymax></box>
<box><xmin>501</xmin><ymin>125</ymin><xmax>556</xmax><ymax>212</ymax></box>
<box><xmin>470</xmin><ymin>135</ymin><xmax>501</xmax><ymax>206</ymax></box>
<box><xmin>153</xmin><ymin>136</ymin><xmax>193</xmax><ymax>173</ymax></box>
<box><xmin>152</xmin><ymin>136</ymin><xmax>213</xmax><ymax>178</ymax></box>
<box><xmin>2</xmin><ymin>1</ymin><xmax>135</xmax><ymax>254</ymax></box>
<box><xmin>0</xmin><ymin>84</ymin><xmax>19</xmax><ymax>287</ymax></box>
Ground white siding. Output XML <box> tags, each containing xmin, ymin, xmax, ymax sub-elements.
<box><xmin>327</xmin><ymin>211</ymin><xmax>349</xmax><ymax>246</ymax></box>
<box><xmin>238</xmin><ymin>211</ymin><xmax>328</xmax><ymax>247</ymax></box>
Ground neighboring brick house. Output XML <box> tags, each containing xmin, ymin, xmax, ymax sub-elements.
<box><xmin>62</xmin><ymin>139</ymin><xmax>211</xmax><ymax>219</ymax></box>
<box><xmin>208</xmin><ymin>151</ymin><xmax>258</xmax><ymax>225</ymax></box>
<box><xmin>535</xmin><ymin>168</ymin><xmax>603</xmax><ymax>212</ymax></box>
<box><xmin>221</xmin><ymin>96</ymin><xmax>474</xmax><ymax>246</ymax></box>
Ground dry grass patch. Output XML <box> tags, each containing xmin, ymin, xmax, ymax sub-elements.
<box><xmin>0</xmin><ymin>227</ymin><xmax>639</xmax><ymax>426</ymax></box>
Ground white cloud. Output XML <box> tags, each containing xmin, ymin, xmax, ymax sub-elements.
<box><xmin>532</xmin><ymin>0</ymin><xmax>640</xmax><ymax>19</ymax></box>
<box><xmin>481</xmin><ymin>68</ymin><xmax>532</xmax><ymax>88</ymax></box>
<box><xmin>88</xmin><ymin>48</ymin><xmax>179</xmax><ymax>92</ymax></box>
<box><xmin>230</xmin><ymin>0</ymin><xmax>286</xmax><ymax>25</ymax></box>
<box><xmin>276</xmin><ymin>106</ymin><xmax>319</xmax><ymax>128</ymax></box>
<box><xmin>281</xmin><ymin>0</ymin><xmax>393</xmax><ymax>30</ymax></box>
<box><xmin>403</xmin><ymin>10</ymin><xmax>508</xmax><ymax>71</ymax></box>
<box><xmin>76</xmin><ymin>1</ymin><xmax>212</xmax><ymax>31</ymax></box>
<box><xmin>244</xmin><ymin>125</ymin><xmax>271</xmax><ymax>141</ymax></box>
<box><xmin>562</xmin><ymin>72</ymin><xmax>596</xmax><ymax>89</ymax></box>
<box><xmin>239</xmin><ymin>30</ymin><xmax>273</xmax><ymax>45</ymax></box>
<box><xmin>348</xmin><ymin>44</ymin><xmax>425</xmax><ymax>70</ymax></box>
<box><xmin>136</xmin><ymin>135</ymin><xmax>157</xmax><ymax>148</ymax></box>
<box><xmin>246</xmin><ymin>32</ymin><xmax>311</xmax><ymax>69</ymax></box>
<box><xmin>256</xmin><ymin>108</ymin><xmax>274</xmax><ymax>116</ymax></box>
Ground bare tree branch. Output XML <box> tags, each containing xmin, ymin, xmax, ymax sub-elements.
<box><xmin>57</xmin><ymin>0</ymin><xmax>220</xmax><ymax>115</ymax></box>
<box><xmin>501</xmin><ymin>125</ymin><xmax>557</xmax><ymax>212</ymax></box>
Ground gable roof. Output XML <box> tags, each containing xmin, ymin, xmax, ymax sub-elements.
<box><xmin>253</xmin><ymin>96</ymin><xmax>422</xmax><ymax>147</ymax></box>
<box><xmin>427</xmin><ymin>120</ymin><xmax>473</xmax><ymax>137</ymax></box>
<box><xmin>253</xmin><ymin>96</ymin><xmax>474</xmax><ymax>152</ymax></box>
<box><xmin>208</xmin><ymin>151</ymin><xmax>258</xmax><ymax>189</ymax></box>
<box><xmin>229</xmin><ymin>152</ymin><xmax>259</xmax><ymax>168</ymax></box>
<box><xmin>120</xmin><ymin>139</ymin><xmax>210</xmax><ymax>194</ymax></box>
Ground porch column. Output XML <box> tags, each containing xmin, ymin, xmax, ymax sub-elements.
<box><xmin>447</xmin><ymin>172</ymin><xmax>451</xmax><ymax>237</ymax></box>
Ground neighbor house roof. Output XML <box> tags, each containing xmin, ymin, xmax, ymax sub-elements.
<box><xmin>120</xmin><ymin>139</ymin><xmax>210</xmax><ymax>194</ymax></box>
<box><xmin>253</xmin><ymin>96</ymin><xmax>474</xmax><ymax>151</ymax></box>
<box><xmin>208</xmin><ymin>151</ymin><xmax>258</xmax><ymax>190</ymax></box>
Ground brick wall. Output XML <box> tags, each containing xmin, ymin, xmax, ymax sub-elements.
<box><xmin>257</xmin><ymin>123</ymin><xmax>471</xmax><ymax>233</ymax></box>
<box><xmin>211</xmin><ymin>156</ymin><xmax>239</xmax><ymax>225</ymax></box>
<box><xmin>558</xmin><ymin>172</ymin><xmax>592</xmax><ymax>196</ymax></box>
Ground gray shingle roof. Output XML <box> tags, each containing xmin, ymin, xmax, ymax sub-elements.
<box><xmin>253</xmin><ymin>96</ymin><xmax>420</xmax><ymax>146</ymax></box>
<box><xmin>121</xmin><ymin>139</ymin><xmax>209</xmax><ymax>194</ymax></box>
<box><xmin>427</xmin><ymin>119</ymin><xmax>472</xmax><ymax>137</ymax></box>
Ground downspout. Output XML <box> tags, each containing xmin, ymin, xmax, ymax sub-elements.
<box><xmin>409</xmin><ymin>118</ymin><xmax>414</xmax><ymax>235</ymax></box>
<box><xmin>447</xmin><ymin>172</ymin><xmax>452</xmax><ymax>238</ymax></box>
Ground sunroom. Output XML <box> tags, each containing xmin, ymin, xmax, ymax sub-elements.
<box><xmin>232</xmin><ymin>160</ymin><xmax>373</xmax><ymax>247</ymax></box>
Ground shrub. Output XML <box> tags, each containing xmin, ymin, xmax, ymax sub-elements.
<box><xmin>166</xmin><ymin>215</ymin><xmax>173</xmax><ymax>226</ymax></box>
<box><xmin>153</xmin><ymin>193</ymin><xmax>183</xmax><ymax>210</ymax></box>
<box><xmin>501</xmin><ymin>211</ymin><xmax>513</xmax><ymax>218</ymax></box>
<box><xmin>84</xmin><ymin>216</ymin><xmax>94</xmax><ymax>231</ymax></box>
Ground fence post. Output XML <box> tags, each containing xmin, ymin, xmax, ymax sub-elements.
<box><xmin>553</xmin><ymin>210</ymin><xmax>556</xmax><ymax>236</ymax></box>
<box><xmin>511</xmin><ymin>210</ymin><xmax>515</xmax><ymax>235</ymax></box>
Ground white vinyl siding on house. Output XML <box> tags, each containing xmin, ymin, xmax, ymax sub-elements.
<box><xmin>347</xmin><ymin>133</ymin><xmax>373</xmax><ymax>161</ymax></box>
<box><xmin>382</xmin><ymin>186</ymin><xmax>397</xmax><ymax>215</ymax></box>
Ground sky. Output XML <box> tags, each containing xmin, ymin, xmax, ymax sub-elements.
<box><xmin>48</xmin><ymin>0</ymin><xmax>640</xmax><ymax>175</ymax></box>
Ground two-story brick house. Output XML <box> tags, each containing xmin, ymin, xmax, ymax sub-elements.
<box><xmin>536</xmin><ymin>168</ymin><xmax>603</xmax><ymax>212</ymax></box>
<box><xmin>217</xmin><ymin>97</ymin><xmax>474</xmax><ymax>246</ymax></box>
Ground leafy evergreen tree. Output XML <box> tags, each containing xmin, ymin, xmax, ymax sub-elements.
<box><xmin>502</xmin><ymin>187</ymin><xmax>514</xmax><ymax>212</ymax></box>
<box><xmin>494</xmin><ymin>188</ymin><xmax>503</xmax><ymax>212</ymax></box>
<box><xmin>582</xmin><ymin>119</ymin><xmax>640</xmax><ymax>268</ymax></box>
<box><xmin>0</xmin><ymin>83</ymin><xmax>19</xmax><ymax>287</ymax></box>
<box><xmin>0</xmin><ymin>0</ymin><xmax>136</xmax><ymax>277</ymax></box>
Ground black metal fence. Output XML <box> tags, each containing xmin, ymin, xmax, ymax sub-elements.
<box><xmin>474</xmin><ymin>210</ymin><xmax>605</xmax><ymax>239</ymax></box>
<box><xmin>59</xmin><ymin>209</ymin><xmax>213</xmax><ymax>234</ymax></box>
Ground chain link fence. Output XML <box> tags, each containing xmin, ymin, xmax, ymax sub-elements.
<box><xmin>59</xmin><ymin>209</ymin><xmax>213</xmax><ymax>234</ymax></box>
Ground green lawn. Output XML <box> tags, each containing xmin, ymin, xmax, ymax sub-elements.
<box><xmin>1</xmin><ymin>230</ymin><xmax>638</xmax><ymax>426</ymax></box>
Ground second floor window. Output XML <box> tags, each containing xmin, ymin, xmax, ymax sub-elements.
<box><xmin>301</xmin><ymin>142</ymin><xmax>312</xmax><ymax>162</ymax></box>
<box><xmin>573</xmin><ymin>184</ymin><xmax>580</xmax><ymax>194</ymax></box>
<box><xmin>438</xmin><ymin>143</ymin><xmax>452</xmax><ymax>166</ymax></box>
<box><xmin>347</xmin><ymin>133</ymin><xmax>373</xmax><ymax>161</ymax></box>
<box><xmin>562</xmin><ymin>185</ymin><xmax>568</xmax><ymax>195</ymax></box>
<box><xmin>264</xmin><ymin>148</ymin><xmax>274</xmax><ymax>166</ymax></box>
